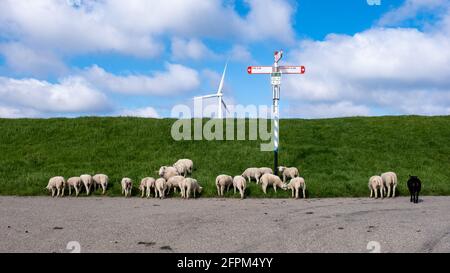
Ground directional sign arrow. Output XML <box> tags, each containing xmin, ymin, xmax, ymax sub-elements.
<box><xmin>279</xmin><ymin>66</ymin><xmax>306</xmax><ymax>74</ymax></box>
<box><xmin>247</xmin><ymin>66</ymin><xmax>273</xmax><ymax>74</ymax></box>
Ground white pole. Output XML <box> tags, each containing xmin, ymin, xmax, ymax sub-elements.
<box><xmin>218</xmin><ymin>95</ymin><xmax>222</xmax><ymax>119</ymax></box>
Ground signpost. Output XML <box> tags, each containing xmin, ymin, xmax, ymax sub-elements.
<box><xmin>248</xmin><ymin>51</ymin><xmax>306</xmax><ymax>175</ymax></box>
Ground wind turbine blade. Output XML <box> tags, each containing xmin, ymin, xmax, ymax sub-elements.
<box><xmin>195</xmin><ymin>94</ymin><xmax>218</xmax><ymax>99</ymax></box>
<box><xmin>217</xmin><ymin>61</ymin><xmax>228</xmax><ymax>95</ymax></box>
<box><xmin>221</xmin><ymin>99</ymin><xmax>230</xmax><ymax>113</ymax></box>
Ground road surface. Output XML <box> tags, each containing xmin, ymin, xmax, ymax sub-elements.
<box><xmin>0</xmin><ymin>196</ymin><xmax>449</xmax><ymax>253</ymax></box>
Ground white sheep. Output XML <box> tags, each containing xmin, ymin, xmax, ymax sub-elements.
<box><xmin>277</xmin><ymin>166</ymin><xmax>300</xmax><ymax>183</ymax></box>
<box><xmin>139</xmin><ymin>177</ymin><xmax>155</xmax><ymax>198</ymax></box>
<box><xmin>166</xmin><ymin>175</ymin><xmax>185</xmax><ymax>196</ymax></box>
<box><xmin>46</xmin><ymin>176</ymin><xmax>65</xmax><ymax>197</ymax></box>
<box><xmin>173</xmin><ymin>159</ymin><xmax>194</xmax><ymax>177</ymax></box>
<box><xmin>369</xmin><ymin>175</ymin><xmax>384</xmax><ymax>199</ymax></box>
<box><xmin>287</xmin><ymin>177</ymin><xmax>306</xmax><ymax>199</ymax></box>
<box><xmin>215</xmin><ymin>175</ymin><xmax>233</xmax><ymax>197</ymax></box>
<box><xmin>121</xmin><ymin>178</ymin><xmax>132</xmax><ymax>197</ymax></box>
<box><xmin>155</xmin><ymin>178</ymin><xmax>167</xmax><ymax>199</ymax></box>
<box><xmin>259</xmin><ymin>167</ymin><xmax>273</xmax><ymax>176</ymax></box>
<box><xmin>181</xmin><ymin>178</ymin><xmax>203</xmax><ymax>199</ymax></box>
<box><xmin>233</xmin><ymin>175</ymin><xmax>247</xmax><ymax>199</ymax></box>
<box><xmin>80</xmin><ymin>174</ymin><xmax>93</xmax><ymax>195</ymax></box>
<box><xmin>241</xmin><ymin>168</ymin><xmax>262</xmax><ymax>184</ymax></box>
<box><xmin>260</xmin><ymin>173</ymin><xmax>288</xmax><ymax>194</ymax></box>
<box><xmin>381</xmin><ymin>171</ymin><xmax>398</xmax><ymax>198</ymax></box>
<box><xmin>93</xmin><ymin>174</ymin><xmax>109</xmax><ymax>195</ymax></box>
<box><xmin>67</xmin><ymin>177</ymin><xmax>82</xmax><ymax>197</ymax></box>
<box><xmin>158</xmin><ymin>166</ymin><xmax>179</xmax><ymax>181</ymax></box>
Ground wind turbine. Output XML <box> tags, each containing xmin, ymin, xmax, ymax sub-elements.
<box><xmin>194</xmin><ymin>62</ymin><xmax>229</xmax><ymax>119</ymax></box>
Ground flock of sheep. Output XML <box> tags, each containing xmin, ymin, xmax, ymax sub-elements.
<box><xmin>45</xmin><ymin>159</ymin><xmax>306</xmax><ymax>199</ymax></box>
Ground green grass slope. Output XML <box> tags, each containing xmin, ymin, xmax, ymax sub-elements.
<box><xmin>0</xmin><ymin>116</ymin><xmax>449</xmax><ymax>197</ymax></box>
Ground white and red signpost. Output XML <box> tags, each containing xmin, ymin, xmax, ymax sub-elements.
<box><xmin>248</xmin><ymin>51</ymin><xmax>306</xmax><ymax>175</ymax></box>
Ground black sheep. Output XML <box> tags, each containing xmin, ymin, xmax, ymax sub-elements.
<box><xmin>407</xmin><ymin>175</ymin><xmax>422</xmax><ymax>203</ymax></box>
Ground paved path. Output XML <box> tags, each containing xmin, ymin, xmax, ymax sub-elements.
<box><xmin>0</xmin><ymin>196</ymin><xmax>449</xmax><ymax>253</ymax></box>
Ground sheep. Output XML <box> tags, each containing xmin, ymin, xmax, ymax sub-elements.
<box><xmin>158</xmin><ymin>166</ymin><xmax>179</xmax><ymax>181</ymax></box>
<box><xmin>80</xmin><ymin>174</ymin><xmax>93</xmax><ymax>195</ymax></box>
<box><xmin>277</xmin><ymin>166</ymin><xmax>300</xmax><ymax>183</ymax></box>
<box><xmin>241</xmin><ymin>168</ymin><xmax>262</xmax><ymax>184</ymax></box>
<box><xmin>67</xmin><ymin>177</ymin><xmax>82</xmax><ymax>197</ymax></box>
<box><xmin>121</xmin><ymin>178</ymin><xmax>132</xmax><ymax>197</ymax></box>
<box><xmin>181</xmin><ymin>178</ymin><xmax>203</xmax><ymax>199</ymax></box>
<box><xmin>166</xmin><ymin>175</ymin><xmax>185</xmax><ymax>196</ymax></box>
<box><xmin>233</xmin><ymin>175</ymin><xmax>247</xmax><ymax>199</ymax></box>
<box><xmin>259</xmin><ymin>167</ymin><xmax>273</xmax><ymax>176</ymax></box>
<box><xmin>173</xmin><ymin>159</ymin><xmax>194</xmax><ymax>177</ymax></box>
<box><xmin>368</xmin><ymin>175</ymin><xmax>384</xmax><ymax>199</ymax></box>
<box><xmin>215</xmin><ymin>175</ymin><xmax>233</xmax><ymax>197</ymax></box>
<box><xmin>46</xmin><ymin>176</ymin><xmax>65</xmax><ymax>197</ymax></box>
<box><xmin>407</xmin><ymin>175</ymin><xmax>422</xmax><ymax>203</ymax></box>
<box><xmin>155</xmin><ymin>178</ymin><xmax>167</xmax><ymax>199</ymax></box>
<box><xmin>287</xmin><ymin>177</ymin><xmax>306</xmax><ymax>199</ymax></box>
<box><xmin>93</xmin><ymin>174</ymin><xmax>109</xmax><ymax>195</ymax></box>
<box><xmin>260</xmin><ymin>173</ymin><xmax>288</xmax><ymax>194</ymax></box>
<box><xmin>381</xmin><ymin>171</ymin><xmax>398</xmax><ymax>198</ymax></box>
<box><xmin>139</xmin><ymin>177</ymin><xmax>156</xmax><ymax>198</ymax></box>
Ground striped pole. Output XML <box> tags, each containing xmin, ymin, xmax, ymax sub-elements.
<box><xmin>273</xmin><ymin>88</ymin><xmax>280</xmax><ymax>175</ymax></box>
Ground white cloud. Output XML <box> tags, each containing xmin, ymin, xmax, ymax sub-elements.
<box><xmin>117</xmin><ymin>107</ymin><xmax>160</xmax><ymax>118</ymax></box>
<box><xmin>0</xmin><ymin>76</ymin><xmax>111</xmax><ymax>117</ymax></box>
<box><xmin>229</xmin><ymin>44</ymin><xmax>253</xmax><ymax>62</ymax></box>
<box><xmin>82</xmin><ymin>63</ymin><xmax>200</xmax><ymax>95</ymax></box>
<box><xmin>171</xmin><ymin>38</ymin><xmax>218</xmax><ymax>60</ymax></box>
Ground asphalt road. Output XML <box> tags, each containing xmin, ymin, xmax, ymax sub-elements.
<box><xmin>0</xmin><ymin>196</ymin><xmax>449</xmax><ymax>253</ymax></box>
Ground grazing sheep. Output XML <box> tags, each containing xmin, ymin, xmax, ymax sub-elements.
<box><xmin>67</xmin><ymin>177</ymin><xmax>82</xmax><ymax>197</ymax></box>
<box><xmin>46</xmin><ymin>176</ymin><xmax>65</xmax><ymax>197</ymax></box>
<box><xmin>407</xmin><ymin>175</ymin><xmax>422</xmax><ymax>204</ymax></box>
<box><xmin>181</xmin><ymin>178</ymin><xmax>203</xmax><ymax>199</ymax></box>
<box><xmin>260</xmin><ymin>173</ymin><xmax>288</xmax><ymax>194</ymax></box>
<box><xmin>173</xmin><ymin>159</ymin><xmax>194</xmax><ymax>177</ymax></box>
<box><xmin>215</xmin><ymin>175</ymin><xmax>233</xmax><ymax>197</ymax></box>
<box><xmin>277</xmin><ymin>166</ymin><xmax>300</xmax><ymax>183</ymax></box>
<box><xmin>166</xmin><ymin>175</ymin><xmax>185</xmax><ymax>195</ymax></box>
<box><xmin>155</xmin><ymin>178</ymin><xmax>167</xmax><ymax>199</ymax></box>
<box><xmin>93</xmin><ymin>174</ymin><xmax>109</xmax><ymax>195</ymax></box>
<box><xmin>287</xmin><ymin>177</ymin><xmax>306</xmax><ymax>199</ymax></box>
<box><xmin>139</xmin><ymin>177</ymin><xmax>156</xmax><ymax>198</ymax></box>
<box><xmin>368</xmin><ymin>176</ymin><xmax>384</xmax><ymax>199</ymax></box>
<box><xmin>381</xmin><ymin>171</ymin><xmax>398</xmax><ymax>198</ymax></box>
<box><xmin>241</xmin><ymin>168</ymin><xmax>262</xmax><ymax>184</ymax></box>
<box><xmin>233</xmin><ymin>175</ymin><xmax>247</xmax><ymax>199</ymax></box>
<box><xmin>80</xmin><ymin>174</ymin><xmax>93</xmax><ymax>196</ymax></box>
<box><xmin>259</xmin><ymin>167</ymin><xmax>273</xmax><ymax>176</ymax></box>
<box><xmin>121</xmin><ymin>178</ymin><xmax>132</xmax><ymax>197</ymax></box>
<box><xmin>158</xmin><ymin>166</ymin><xmax>179</xmax><ymax>181</ymax></box>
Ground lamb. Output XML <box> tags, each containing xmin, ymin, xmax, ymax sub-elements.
<box><xmin>241</xmin><ymin>168</ymin><xmax>262</xmax><ymax>184</ymax></box>
<box><xmin>155</xmin><ymin>178</ymin><xmax>167</xmax><ymax>199</ymax></box>
<box><xmin>46</xmin><ymin>176</ymin><xmax>65</xmax><ymax>197</ymax></box>
<box><xmin>121</xmin><ymin>178</ymin><xmax>132</xmax><ymax>197</ymax></box>
<box><xmin>287</xmin><ymin>177</ymin><xmax>306</xmax><ymax>199</ymax></box>
<box><xmin>166</xmin><ymin>175</ymin><xmax>185</xmax><ymax>196</ymax></box>
<box><xmin>277</xmin><ymin>166</ymin><xmax>300</xmax><ymax>183</ymax></box>
<box><xmin>232</xmin><ymin>175</ymin><xmax>247</xmax><ymax>199</ymax></box>
<box><xmin>173</xmin><ymin>159</ymin><xmax>194</xmax><ymax>177</ymax></box>
<box><xmin>93</xmin><ymin>174</ymin><xmax>109</xmax><ymax>195</ymax></box>
<box><xmin>80</xmin><ymin>174</ymin><xmax>93</xmax><ymax>195</ymax></box>
<box><xmin>260</xmin><ymin>173</ymin><xmax>288</xmax><ymax>194</ymax></box>
<box><xmin>407</xmin><ymin>175</ymin><xmax>422</xmax><ymax>203</ymax></box>
<box><xmin>139</xmin><ymin>177</ymin><xmax>155</xmax><ymax>198</ymax></box>
<box><xmin>259</xmin><ymin>167</ymin><xmax>273</xmax><ymax>176</ymax></box>
<box><xmin>158</xmin><ymin>166</ymin><xmax>179</xmax><ymax>181</ymax></box>
<box><xmin>381</xmin><ymin>171</ymin><xmax>398</xmax><ymax>198</ymax></box>
<box><xmin>67</xmin><ymin>177</ymin><xmax>82</xmax><ymax>197</ymax></box>
<box><xmin>368</xmin><ymin>175</ymin><xmax>384</xmax><ymax>199</ymax></box>
<box><xmin>215</xmin><ymin>175</ymin><xmax>233</xmax><ymax>196</ymax></box>
<box><xmin>181</xmin><ymin>178</ymin><xmax>203</xmax><ymax>199</ymax></box>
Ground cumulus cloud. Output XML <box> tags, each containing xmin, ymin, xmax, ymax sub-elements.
<box><xmin>171</xmin><ymin>38</ymin><xmax>218</xmax><ymax>60</ymax></box>
<box><xmin>229</xmin><ymin>44</ymin><xmax>253</xmax><ymax>62</ymax></box>
<box><xmin>0</xmin><ymin>76</ymin><xmax>111</xmax><ymax>117</ymax></box>
<box><xmin>116</xmin><ymin>107</ymin><xmax>160</xmax><ymax>118</ymax></box>
<box><xmin>82</xmin><ymin>63</ymin><xmax>200</xmax><ymax>95</ymax></box>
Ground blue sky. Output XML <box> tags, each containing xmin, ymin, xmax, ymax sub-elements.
<box><xmin>0</xmin><ymin>0</ymin><xmax>449</xmax><ymax>118</ymax></box>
